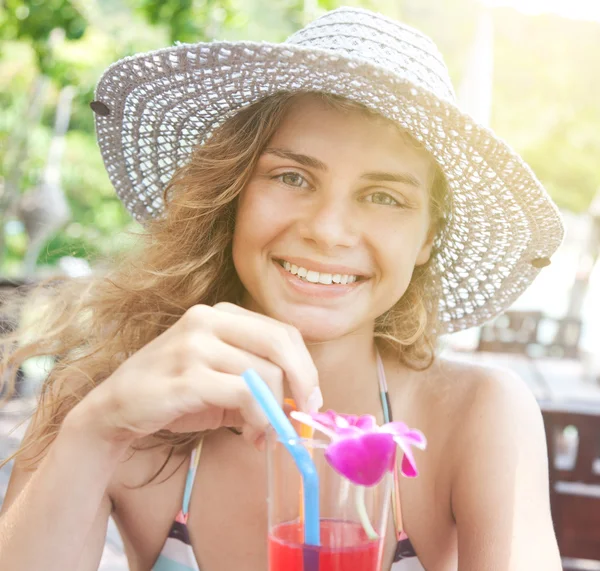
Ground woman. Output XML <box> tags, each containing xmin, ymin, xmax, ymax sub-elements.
<box><xmin>0</xmin><ymin>7</ymin><xmax>563</xmax><ymax>571</ymax></box>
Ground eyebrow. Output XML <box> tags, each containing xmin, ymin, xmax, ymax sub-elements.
<box><xmin>362</xmin><ymin>171</ymin><xmax>422</xmax><ymax>188</ymax></box>
<box><xmin>265</xmin><ymin>147</ymin><xmax>326</xmax><ymax>171</ymax></box>
<box><xmin>264</xmin><ymin>147</ymin><xmax>423</xmax><ymax>189</ymax></box>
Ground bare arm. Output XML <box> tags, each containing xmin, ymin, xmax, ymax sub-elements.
<box><xmin>0</xmin><ymin>302</ymin><xmax>319</xmax><ymax>570</ymax></box>
<box><xmin>0</xmin><ymin>397</ymin><xmax>129</xmax><ymax>571</ymax></box>
<box><xmin>451</xmin><ymin>369</ymin><xmax>562</xmax><ymax>571</ymax></box>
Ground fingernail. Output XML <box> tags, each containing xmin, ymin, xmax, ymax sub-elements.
<box><xmin>254</xmin><ymin>434</ymin><xmax>266</xmax><ymax>453</ymax></box>
<box><xmin>306</xmin><ymin>387</ymin><xmax>323</xmax><ymax>414</ymax></box>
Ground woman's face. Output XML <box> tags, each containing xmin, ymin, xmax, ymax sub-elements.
<box><xmin>232</xmin><ymin>96</ymin><xmax>436</xmax><ymax>342</ymax></box>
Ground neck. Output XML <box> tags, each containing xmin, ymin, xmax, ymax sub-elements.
<box><xmin>304</xmin><ymin>325</ymin><xmax>382</xmax><ymax>416</ymax></box>
<box><xmin>239</xmin><ymin>294</ymin><xmax>389</xmax><ymax>416</ymax></box>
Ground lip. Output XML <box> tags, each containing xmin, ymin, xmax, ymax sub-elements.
<box><xmin>273</xmin><ymin>255</ymin><xmax>370</xmax><ymax>278</ymax></box>
<box><xmin>273</xmin><ymin>259</ymin><xmax>368</xmax><ymax>299</ymax></box>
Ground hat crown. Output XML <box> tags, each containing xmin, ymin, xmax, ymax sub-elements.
<box><xmin>286</xmin><ymin>7</ymin><xmax>456</xmax><ymax>103</ymax></box>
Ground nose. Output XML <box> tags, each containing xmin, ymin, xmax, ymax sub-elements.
<box><xmin>298</xmin><ymin>191</ymin><xmax>359</xmax><ymax>252</ymax></box>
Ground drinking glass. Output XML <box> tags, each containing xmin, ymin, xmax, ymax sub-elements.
<box><xmin>267</xmin><ymin>435</ymin><xmax>392</xmax><ymax>571</ymax></box>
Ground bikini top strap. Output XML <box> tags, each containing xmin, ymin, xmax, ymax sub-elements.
<box><xmin>182</xmin><ymin>437</ymin><xmax>204</xmax><ymax>516</ymax></box>
<box><xmin>376</xmin><ymin>349</ymin><xmax>405</xmax><ymax>540</ymax></box>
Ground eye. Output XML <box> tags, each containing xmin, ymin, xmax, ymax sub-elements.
<box><xmin>365</xmin><ymin>192</ymin><xmax>402</xmax><ymax>207</ymax></box>
<box><xmin>274</xmin><ymin>172</ymin><xmax>309</xmax><ymax>188</ymax></box>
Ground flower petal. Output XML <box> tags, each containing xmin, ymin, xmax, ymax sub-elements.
<box><xmin>393</xmin><ymin>436</ymin><xmax>419</xmax><ymax>478</ymax></box>
<box><xmin>379</xmin><ymin>421</ymin><xmax>409</xmax><ymax>436</ymax></box>
<box><xmin>290</xmin><ymin>411</ymin><xmax>337</xmax><ymax>440</ymax></box>
<box><xmin>325</xmin><ymin>433</ymin><xmax>396</xmax><ymax>486</ymax></box>
<box><xmin>381</xmin><ymin>424</ymin><xmax>427</xmax><ymax>452</ymax></box>
<box><xmin>336</xmin><ymin>427</ymin><xmax>361</xmax><ymax>438</ymax></box>
<box><xmin>387</xmin><ymin>447</ymin><xmax>397</xmax><ymax>473</ymax></box>
<box><xmin>312</xmin><ymin>410</ymin><xmax>339</xmax><ymax>429</ymax></box>
<box><xmin>401</xmin><ymin>453</ymin><xmax>418</xmax><ymax>478</ymax></box>
<box><xmin>403</xmin><ymin>429</ymin><xmax>427</xmax><ymax>450</ymax></box>
<box><xmin>354</xmin><ymin>415</ymin><xmax>377</xmax><ymax>431</ymax></box>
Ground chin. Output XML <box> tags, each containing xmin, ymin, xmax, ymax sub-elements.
<box><xmin>271</xmin><ymin>304</ymin><xmax>364</xmax><ymax>343</ymax></box>
<box><xmin>294</xmin><ymin>323</ymin><xmax>355</xmax><ymax>344</ymax></box>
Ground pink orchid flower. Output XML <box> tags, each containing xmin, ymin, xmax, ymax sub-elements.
<box><xmin>290</xmin><ymin>409</ymin><xmax>427</xmax><ymax>487</ymax></box>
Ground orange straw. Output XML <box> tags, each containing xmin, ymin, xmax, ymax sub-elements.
<box><xmin>285</xmin><ymin>398</ymin><xmax>315</xmax><ymax>524</ymax></box>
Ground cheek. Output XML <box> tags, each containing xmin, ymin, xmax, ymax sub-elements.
<box><xmin>235</xmin><ymin>185</ymin><xmax>274</xmax><ymax>232</ymax></box>
<box><xmin>232</xmin><ymin>186</ymin><xmax>292</xmax><ymax>275</ymax></box>
<box><xmin>372</xmin><ymin>221</ymin><xmax>427</xmax><ymax>288</ymax></box>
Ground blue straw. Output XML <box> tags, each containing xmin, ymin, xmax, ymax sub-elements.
<box><xmin>242</xmin><ymin>369</ymin><xmax>321</xmax><ymax>547</ymax></box>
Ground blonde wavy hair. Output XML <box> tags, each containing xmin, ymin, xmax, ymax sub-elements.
<box><xmin>0</xmin><ymin>91</ymin><xmax>448</xmax><ymax>472</ymax></box>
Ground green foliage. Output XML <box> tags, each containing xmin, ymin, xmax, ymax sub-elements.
<box><xmin>492</xmin><ymin>8</ymin><xmax>600</xmax><ymax>212</ymax></box>
<box><xmin>137</xmin><ymin>0</ymin><xmax>241</xmax><ymax>43</ymax></box>
<box><xmin>1</xmin><ymin>0</ymin><xmax>88</xmax><ymax>78</ymax></box>
<box><xmin>521</xmin><ymin>109</ymin><xmax>600</xmax><ymax>213</ymax></box>
<box><xmin>37</xmin><ymin>230</ymin><xmax>101</xmax><ymax>266</ymax></box>
<box><xmin>2</xmin><ymin>0</ymin><xmax>87</xmax><ymax>42</ymax></box>
<box><xmin>399</xmin><ymin>0</ymin><xmax>479</xmax><ymax>82</ymax></box>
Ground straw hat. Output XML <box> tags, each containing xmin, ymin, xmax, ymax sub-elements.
<box><xmin>91</xmin><ymin>6</ymin><xmax>563</xmax><ymax>334</ymax></box>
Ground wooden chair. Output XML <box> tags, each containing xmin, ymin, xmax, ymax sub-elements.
<box><xmin>544</xmin><ymin>317</ymin><xmax>583</xmax><ymax>360</ymax></box>
<box><xmin>477</xmin><ymin>311</ymin><xmax>583</xmax><ymax>358</ymax></box>
<box><xmin>540</xmin><ymin>401</ymin><xmax>600</xmax><ymax>567</ymax></box>
<box><xmin>477</xmin><ymin>310</ymin><xmax>544</xmax><ymax>355</ymax></box>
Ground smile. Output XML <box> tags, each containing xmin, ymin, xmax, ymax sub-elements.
<box><xmin>277</xmin><ymin>259</ymin><xmax>362</xmax><ymax>285</ymax></box>
<box><xmin>272</xmin><ymin>257</ymin><xmax>369</xmax><ymax>300</ymax></box>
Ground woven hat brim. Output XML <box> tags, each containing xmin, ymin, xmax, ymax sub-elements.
<box><xmin>93</xmin><ymin>40</ymin><xmax>564</xmax><ymax>335</ymax></box>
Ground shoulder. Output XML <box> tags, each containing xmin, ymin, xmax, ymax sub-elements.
<box><xmin>421</xmin><ymin>359</ymin><xmax>550</xmax><ymax>516</ymax></box>
<box><xmin>431</xmin><ymin>360</ymin><xmax>560</xmax><ymax>567</ymax></box>
<box><xmin>387</xmin><ymin>354</ymin><xmax>544</xmax><ymax>465</ymax></box>
<box><xmin>434</xmin><ymin>357</ymin><xmax>542</xmax><ymax>434</ymax></box>
<box><xmin>419</xmin><ymin>356</ymin><xmax>540</xmax><ymax>421</ymax></box>
<box><xmin>429</xmin><ymin>357</ymin><xmax>544</xmax><ymax>452</ymax></box>
<box><xmin>425</xmin><ymin>358</ymin><xmax>549</xmax><ymax>492</ymax></box>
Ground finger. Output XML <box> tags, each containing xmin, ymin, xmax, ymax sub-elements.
<box><xmin>254</xmin><ymin>433</ymin><xmax>266</xmax><ymax>452</ymax></box>
<box><xmin>208</xmin><ymin>304</ymin><xmax>319</xmax><ymax>412</ymax></box>
<box><xmin>242</xmin><ymin>423</ymin><xmax>263</xmax><ymax>446</ymax></box>
<box><xmin>215</xmin><ymin>302</ymin><xmax>317</xmax><ymax>382</ymax></box>
<box><xmin>164</xmin><ymin>408</ymin><xmax>246</xmax><ymax>434</ymax></box>
<box><xmin>182</xmin><ymin>368</ymin><xmax>268</xmax><ymax>433</ymax></box>
<box><xmin>198</xmin><ymin>338</ymin><xmax>284</xmax><ymax>406</ymax></box>
<box><xmin>221</xmin><ymin>408</ymin><xmax>246</xmax><ymax>429</ymax></box>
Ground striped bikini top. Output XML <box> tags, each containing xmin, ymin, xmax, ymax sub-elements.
<box><xmin>152</xmin><ymin>351</ymin><xmax>425</xmax><ymax>571</ymax></box>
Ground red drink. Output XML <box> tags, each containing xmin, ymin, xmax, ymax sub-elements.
<box><xmin>269</xmin><ymin>519</ymin><xmax>381</xmax><ymax>571</ymax></box>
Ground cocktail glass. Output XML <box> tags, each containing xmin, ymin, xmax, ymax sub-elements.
<box><xmin>267</xmin><ymin>435</ymin><xmax>392</xmax><ymax>571</ymax></box>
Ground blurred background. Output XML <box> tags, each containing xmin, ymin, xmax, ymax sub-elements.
<box><xmin>1</xmin><ymin>0</ymin><xmax>599</xmax><ymax>569</ymax></box>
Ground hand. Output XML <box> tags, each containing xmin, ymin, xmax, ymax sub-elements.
<box><xmin>75</xmin><ymin>303</ymin><xmax>321</xmax><ymax>448</ymax></box>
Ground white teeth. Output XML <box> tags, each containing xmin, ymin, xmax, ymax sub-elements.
<box><xmin>279</xmin><ymin>260</ymin><xmax>360</xmax><ymax>285</ymax></box>
<box><xmin>306</xmin><ymin>270</ymin><xmax>320</xmax><ymax>283</ymax></box>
